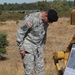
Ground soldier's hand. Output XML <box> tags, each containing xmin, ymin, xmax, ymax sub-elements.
<box><xmin>20</xmin><ymin>50</ymin><xmax>25</xmax><ymax>56</ymax></box>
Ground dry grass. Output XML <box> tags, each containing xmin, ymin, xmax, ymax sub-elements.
<box><xmin>0</xmin><ymin>17</ymin><xmax>75</xmax><ymax>75</ymax></box>
<box><xmin>0</xmin><ymin>20</ymin><xmax>24</xmax><ymax>75</ymax></box>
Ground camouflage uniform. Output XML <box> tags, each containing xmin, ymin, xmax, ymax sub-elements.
<box><xmin>16</xmin><ymin>12</ymin><xmax>49</xmax><ymax>75</ymax></box>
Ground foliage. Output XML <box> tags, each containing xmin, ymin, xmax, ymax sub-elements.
<box><xmin>0</xmin><ymin>1</ymin><xmax>74</xmax><ymax>11</ymax></box>
<box><xmin>0</xmin><ymin>33</ymin><xmax>8</xmax><ymax>54</ymax></box>
<box><xmin>0</xmin><ymin>12</ymin><xmax>25</xmax><ymax>21</ymax></box>
<box><xmin>0</xmin><ymin>0</ymin><xmax>74</xmax><ymax>21</ymax></box>
<box><xmin>16</xmin><ymin>20</ymin><xmax>19</xmax><ymax>24</ymax></box>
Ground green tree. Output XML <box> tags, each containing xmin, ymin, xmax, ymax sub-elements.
<box><xmin>37</xmin><ymin>1</ymin><xmax>50</xmax><ymax>11</ymax></box>
<box><xmin>52</xmin><ymin>0</ymin><xmax>63</xmax><ymax>12</ymax></box>
<box><xmin>0</xmin><ymin>4</ymin><xmax>3</xmax><ymax>15</ymax></box>
<box><xmin>0</xmin><ymin>33</ymin><xmax>8</xmax><ymax>58</ymax></box>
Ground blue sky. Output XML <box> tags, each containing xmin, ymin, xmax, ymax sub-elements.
<box><xmin>0</xmin><ymin>0</ymin><xmax>51</xmax><ymax>4</ymax></box>
<box><xmin>0</xmin><ymin>0</ymin><xmax>74</xmax><ymax>4</ymax></box>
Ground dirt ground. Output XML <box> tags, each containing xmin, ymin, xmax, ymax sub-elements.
<box><xmin>0</xmin><ymin>17</ymin><xmax>75</xmax><ymax>75</ymax></box>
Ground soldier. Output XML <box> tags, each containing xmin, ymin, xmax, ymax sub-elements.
<box><xmin>16</xmin><ymin>9</ymin><xmax>58</xmax><ymax>75</ymax></box>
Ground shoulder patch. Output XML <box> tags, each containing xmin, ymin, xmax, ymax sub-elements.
<box><xmin>26</xmin><ymin>21</ymin><xmax>31</xmax><ymax>27</ymax></box>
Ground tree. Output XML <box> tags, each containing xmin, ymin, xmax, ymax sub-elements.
<box><xmin>0</xmin><ymin>4</ymin><xmax>3</xmax><ymax>15</ymax></box>
<box><xmin>52</xmin><ymin>0</ymin><xmax>63</xmax><ymax>11</ymax></box>
<box><xmin>0</xmin><ymin>33</ymin><xmax>8</xmax><ymax>59</ymax></box>
<box><xmin>37</xmin><ymin>1</ymin><xmax>50</xmax><ymax>11</ymax></box>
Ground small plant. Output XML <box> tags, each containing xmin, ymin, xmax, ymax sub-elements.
<box><xmin>16</xmin><ymin>20</ymin><xmax>19</xmax><ymax>24</ymax></box>
<box><xmin>0</xmin><ymin>33</ymin><xmax>8</xmax><ymax>59</ymax></box>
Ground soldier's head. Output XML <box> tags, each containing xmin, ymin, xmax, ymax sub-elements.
<box><xmin>41</xmin><ymin>9</ymin><xmax>58</xmax><ymax>23</ymax></box>
<box><xmin>47</xmin><ymin>9</ymin><xmax>58</xmax><ymax>23</ymax></box>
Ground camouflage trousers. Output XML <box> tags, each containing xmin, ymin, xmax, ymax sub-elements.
<box><xmin>22</xmin><ymin>45</ymin><xmax>44</xmax><ymax>75</ymax></box>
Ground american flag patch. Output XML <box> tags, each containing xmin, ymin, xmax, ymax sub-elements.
<box><xmin>26</xmin><ymin>21</ymin><xmax>31</xmax><ymax>27</ymax></box>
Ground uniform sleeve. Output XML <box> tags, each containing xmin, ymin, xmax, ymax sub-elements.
<box><xmin>16</xmin><ymin>17</ymin><xmax>32</xmax><ymax>51</ymax></box>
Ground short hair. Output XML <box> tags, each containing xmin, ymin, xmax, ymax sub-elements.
<box><xmin>47</xmin><ymin>9</ymin><xmax>58</xmax><ymax>23</ymax></box>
